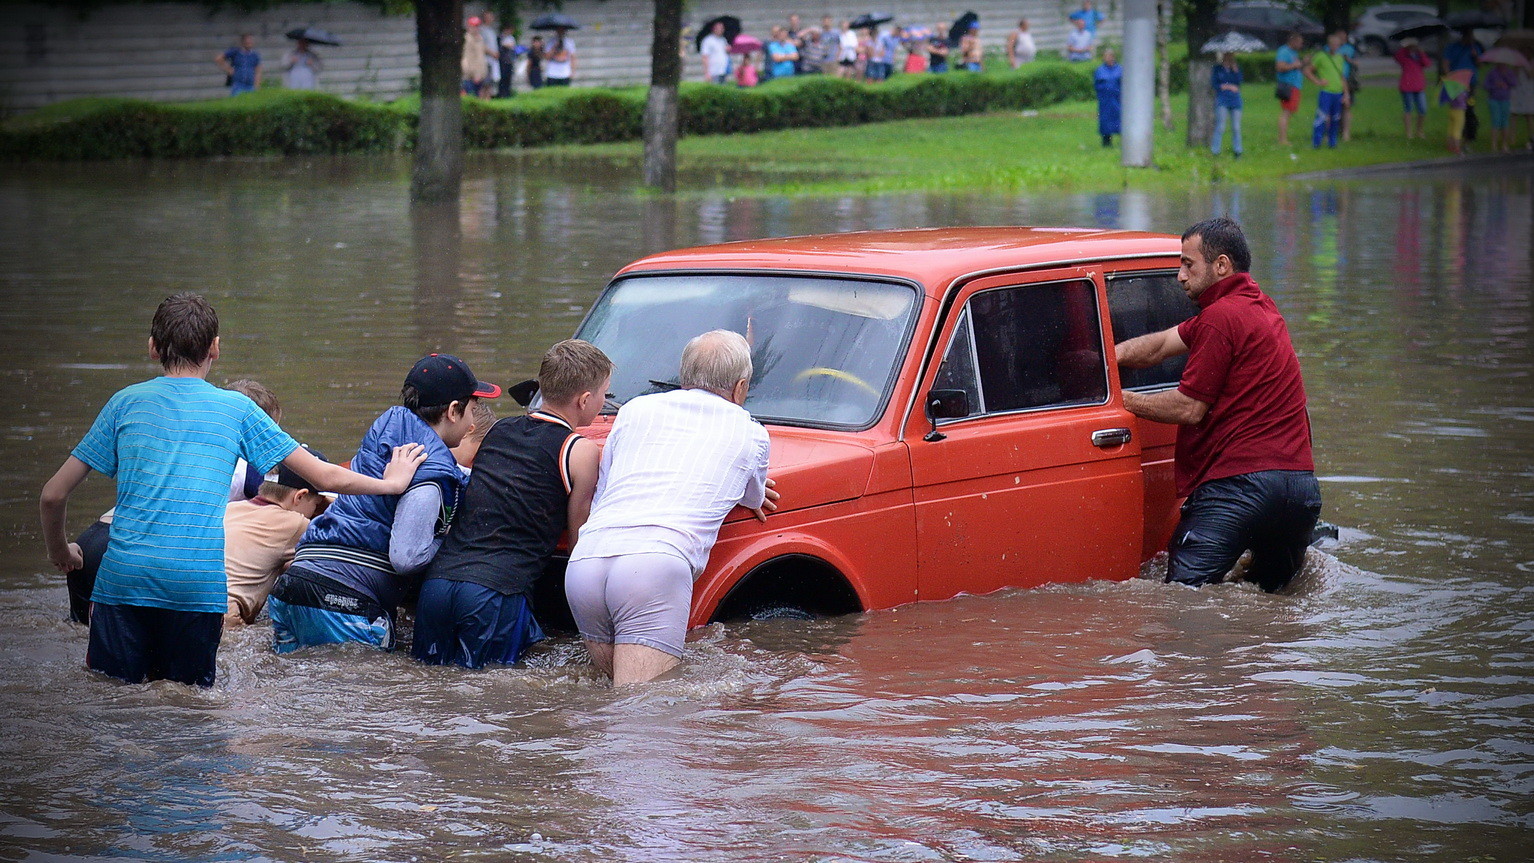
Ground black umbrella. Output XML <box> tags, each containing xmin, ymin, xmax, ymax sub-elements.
<box><xmin>529</xmin><ymin>13</ymin><xmax>580</xmax><ymax>31</ymax></box>
<box><xmin>1390</xmin><ymin>16</ymin><xmax>1448</xmax><ymax>41</ymax></box>
<box><xmin>849</xmin><ymin>13</ymin><xmax>893</xmax><ymax>31</ymax></box>
<box><xmin>948</xmin><ymin>11</ymin><xmax>979</xmax><ymax>47</ymax></box>
<box><xmin>285</xmin><ymin>26</ymin><xmax>342</xmax><ymax>47</ymax></box>
<box><xmin>695</xmin><ymin>15</ymin><xmax>742</xmax><ymax>51</ymax></box>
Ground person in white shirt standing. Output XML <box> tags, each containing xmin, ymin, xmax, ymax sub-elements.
<box><xmin>566</xmin><ymin>330</ymin><xmax>778</xmax><ymax>685</ymax></box>
<box><xmin>700</xmin><ymin>21</ymin><xmax>731</xmax><ymax>84</ymax></box>
<box><xmin>1007</xmin><ymin>19</ymin><xmax>1036</xmax><ymax>69</ymax></box>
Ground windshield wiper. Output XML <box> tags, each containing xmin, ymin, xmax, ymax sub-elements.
<box><xmin>647</xmin><ymin>379</ymin><xmax>681</xmax><ymax>391</ymax></box>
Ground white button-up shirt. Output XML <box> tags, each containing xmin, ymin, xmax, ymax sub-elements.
<box><xmin>571</xmin><ymin>388</ymin><xmax>771</xmax><ymax>577</ymax></box>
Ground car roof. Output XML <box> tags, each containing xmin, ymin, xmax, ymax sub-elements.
<box><xmin>614</xmin><ymin>227</ymin><xmax>1180</xmax><ymax>297</ymax></box>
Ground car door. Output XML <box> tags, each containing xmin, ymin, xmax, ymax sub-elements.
<box><xmin>1104</xmin><ymin>267</ymin><xmax>1200</xmax><ymax>560</ymax></box>
<box><xmin>905</xmin><ymin>268</ymin><xmax>1145</xmax><ymax>601</ymax></box>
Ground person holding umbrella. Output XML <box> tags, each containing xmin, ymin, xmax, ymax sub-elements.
<box><xmin>700</xmin><ymin>20</ymin><xmax>731</xmax><ymax>84</ymax></box>
<box><xmin>1394</xmin><ymin>37</ymin><xmax>1433</xmax><ymax>139</ymax></box>
<box><xmin>528</xmin><ymin>15</ymin><xmax>580</xmax><ymax>87</ymax></box>
<box><xmin>1210</xmin><ymin>51</ymin><xmax>1244</xmax><ymax>157</ymax></box>
<box><xmin>1482</xmin><ymin>48</ymin><xmax>1525</xmax><ymax>153</ymax></box>
<box><xmin>1094</xmin><ymin>48</ymin><xmax>1122</xmax><ymax>147</ymax></box>
<box><xmin>284</xmin><ymin>38</ymin><xmax>323</xmax><ymax>90</ymax></box>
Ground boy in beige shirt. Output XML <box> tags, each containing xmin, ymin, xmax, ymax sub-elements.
<box><xmin>224</xmin><ymin>447</ymin><xmax>332</xmax><ymax>626</ymax></box>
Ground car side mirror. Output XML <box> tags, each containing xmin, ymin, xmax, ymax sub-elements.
<box><xmin>923</xmin><ymin>389</ymin><xmax>970</xmax><ymax>441</ymax></box>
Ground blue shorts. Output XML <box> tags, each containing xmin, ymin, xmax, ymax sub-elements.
<box><xmin>1400</xmin><ymin>90</ymin><xmax>1427</xmax><ymax>114</ymax></box>
<box><xmin>268</xmin><ymin>566</ymin><xmax>394</xmax><ymax>653</ymax></box>
<box><xmin>411</xmin><ymin>579</ymin><xmax>546</xmax><ymax>668</ymax></box>
<box><xmin>1487</xmin><ymin>98</ymin><xmax>1511</xmax><ymax>129</ymax></box>
<box><xmin>1167</xmin><ymin>470</ymin><xmax>1322</xmax><ymax>592</ymax></box>
<box><xmin>87</xmin><ymin>602</ymin><xmax>224</xmax><ymax>687</ymax></box>
<box><xmin>229</xmin><ymin>81</ymin><xmax>255</xmax><ymax>96</ymax></box>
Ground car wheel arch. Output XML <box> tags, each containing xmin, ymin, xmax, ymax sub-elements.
<box><xmin>704</xmin><ymin>551</ymin><xmax>866</xmax><ymax>623</ymax></box>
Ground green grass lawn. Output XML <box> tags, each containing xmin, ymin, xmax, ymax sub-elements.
<box><xmin>548</xmin><ymin>81</ymin><xmax>1471</xmax><ymax>197</ymax></box>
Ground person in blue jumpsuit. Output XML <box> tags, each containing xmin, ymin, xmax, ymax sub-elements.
<box><xmin>1095</xmin><ymin>49</ymin><xmax>1123</xmax><ymax>147</ymax></box>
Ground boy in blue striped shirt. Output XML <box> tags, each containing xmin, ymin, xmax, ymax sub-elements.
<box><xmin>40</xmin><ymin>293</ymin><xmax>428</xmax><ymax>687</ymax></box>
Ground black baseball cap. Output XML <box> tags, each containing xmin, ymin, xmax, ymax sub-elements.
<box><xmin>270</xmin><ymin>444</ymin><xmax>330</xmax><ymax>495</ymax></box>
<box><xmin>404</xmin><ymin>353</ymin><xmax>502</xmax><ymax>408</ymax></box>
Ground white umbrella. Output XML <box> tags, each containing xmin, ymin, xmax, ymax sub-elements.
<box><xmin>1200</xmin><ymin>32</ymin><xmax>1269</xmax><ymax>54</ymax></box>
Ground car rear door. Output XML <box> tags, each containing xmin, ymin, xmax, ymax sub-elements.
<box><xmin>904</xmin><ymin>267</ymin><xmax>1145</xmax><ymax>601</ymax></box>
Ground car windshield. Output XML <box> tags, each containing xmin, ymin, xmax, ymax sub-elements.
<box><xmin>576</xmin><ymin>273</ymin><xmax>920</xmax><ymax>428</ymax></box>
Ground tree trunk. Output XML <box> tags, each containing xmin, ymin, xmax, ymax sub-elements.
<box><xmin>1316</xmin><ymin>0</ymin><xmax>1352</xmax><ymax>34</ymax></box>
<box><xmin>1157</xmin><ymin>0</ymin><xmax>1173</xmax><ymax>131</ymax></box>
<box><xmin>642</xmin><ymin>0</ymin><xmax>684</xmax><ymax>192</ymax></box>
<box><xmin>1184</xmin><ymin>0</ymin><xmax>1219</xmax><ymax>148</ymax></box>
<box><xmin>412</xmin><ymin>0</ymin><xmax>465</xmax><ymax>202</ymax></box>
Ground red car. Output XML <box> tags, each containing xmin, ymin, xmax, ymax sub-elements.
<box><xmin>541</xmin><ymin>227</ymin><xmax>1197</xmax><ymax>626</ymax></box>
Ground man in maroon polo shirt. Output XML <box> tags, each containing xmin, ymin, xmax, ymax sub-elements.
<box><xmin>1114</xmin><ymin>217</ymin><xmax>1321</xmax><ymax>592</ymax></box>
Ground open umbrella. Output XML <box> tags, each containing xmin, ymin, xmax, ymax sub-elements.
<box><xmin>285</xmin><ymin>26</ymin><xmax>342</xmax><ymax>46</ymax></box>
<box><xmin>1440</xmin><ymin>67</ymin><xmax>1473</xmax><ymax>100</ymax></box>
<box><xmin>1481</xmin><ymin>46</ymin><xmax>1531</xmax><ymax>68</ymax></box>
<box><xmin>1445</xmin><ymin>10</ymin><xmax>1506</xmax><ymax>30</ymax></box>
<box><xmin>730</xmin><ymin>34</ymin><xmax>763</xmax><ymax>55</ymax></box>
<box><xmin>1390</xmin><ymin>16</ymin><xmax>1449</xmax><ymax>42</ymax></box>
<box><xmin>948</xmin><ymin>11</ymin><xmax>979</xmax><ymax>46</ymax></box>
<box><xmin>528</xmin><ymin>13</ymin><xmax>579</xmax><ymax>31</ymax></box>
<box><xmin>696</xmin><ymin>15</ymin><xmax>742</xmax><ymax>51</ymax></box>
<box><xmin>1200</xmin><ymin>31</ymin><xmax>1269</xmax><ymax>54</ymax></box>
<box><xmin>849</xmin><ymin>13</ymin><xmax>893</xmax><ymax>31</ymax></box>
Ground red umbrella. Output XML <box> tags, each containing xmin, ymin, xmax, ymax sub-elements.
<box><xmin>730</xmin><ymin>34</ymin><xmax>763</xmax><ymax>55</ymax></box>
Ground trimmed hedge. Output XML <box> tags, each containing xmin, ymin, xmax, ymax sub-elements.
<box><xmin>2</xmin><ymin>63</ymin><xmax>1093</xmax><ymax>161</ymax></box>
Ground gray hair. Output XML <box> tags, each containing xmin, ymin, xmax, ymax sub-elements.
<box><xmin>679</xmin><ymin>330</ymin><xmax>752</xmax><ymax>395</ymax></box>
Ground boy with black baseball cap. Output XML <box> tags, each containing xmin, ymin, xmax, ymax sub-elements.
<box><xmin>268</xmin><ymin>354</ymin><xmax>500</xmax><ymax>653</ymax></box>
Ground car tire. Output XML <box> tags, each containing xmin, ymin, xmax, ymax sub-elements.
<box><xmin>749</xmin><ymin>603</ymin><xmax>816</xmax><ymax>621</ymax></box>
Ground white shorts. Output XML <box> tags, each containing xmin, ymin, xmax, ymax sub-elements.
<box><xmin>565</xmin><ymin>552</ymin><xmax>693</xmax><ymax>658</ymax></box>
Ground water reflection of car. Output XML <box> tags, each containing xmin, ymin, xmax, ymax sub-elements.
<box><xmin>538</xmin><ymin>228</ymin><xmax>1197</xmax><ymax>628</ymax></box>
<box><xmin>1217</xmin><ymin>0</ymin><xmax>1325</xmax><ymax>49</ymax></box>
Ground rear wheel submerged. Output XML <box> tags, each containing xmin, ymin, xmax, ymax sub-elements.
<box><xmin>711</xmin><ymin>554</ymin><xmax>862</xmax><ymax>623</ymax></box>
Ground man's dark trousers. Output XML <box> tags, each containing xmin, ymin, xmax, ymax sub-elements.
<box><xmin>1167</xmin><ymin>469</ymin><xmax>1322</xmax><ymax>592</ymax></box>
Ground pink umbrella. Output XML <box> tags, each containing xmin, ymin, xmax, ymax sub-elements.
<box><xmin>1481</xmin><ymin>46</ymin><xmax>1531</xmax><ymax>68</ymax></box>
<box><xmin>730</xmin><ymin>33</ymin><xmax>763</xmax><ymax>55</ymax></box>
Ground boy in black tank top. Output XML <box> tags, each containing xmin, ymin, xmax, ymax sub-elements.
<box><xmin>412</xmin><ymin>341</ymin><xmax>612</xmax><ymax>668</ymax></box>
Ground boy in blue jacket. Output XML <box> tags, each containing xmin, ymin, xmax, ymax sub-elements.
<box><xmin>268</xmin><ymin>354</ymin><xmax>500</xmax><ymax>653</ymax></box>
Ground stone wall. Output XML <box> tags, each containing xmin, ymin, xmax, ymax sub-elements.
<box><xmin>0</xmin><ymin>1</ymin><xmax>1121</xmax><ymax>111</ymax></box>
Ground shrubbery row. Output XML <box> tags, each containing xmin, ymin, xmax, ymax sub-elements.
<box><xmin>2</xmin><ymin>64</ymin><xmax>1095</xmax><ymax>161</ymax></box>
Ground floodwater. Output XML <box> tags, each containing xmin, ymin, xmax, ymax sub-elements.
<box><xmin>0</xmin><ymin>153</ymin><xmax>1530</xmax><ymax>862</ymax></box>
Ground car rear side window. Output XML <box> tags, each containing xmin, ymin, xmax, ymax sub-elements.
<box><xmin>935</xmin><ymin>279</ymin><xmax>1109</xmax><ymax>418</ymax></box>
<box><xmin>1107</xmin><ymin>271</ymin><xmax>1199</xmax><ymax>391</ymax></box>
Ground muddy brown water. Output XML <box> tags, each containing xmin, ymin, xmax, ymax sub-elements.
<box><xmin>0</xmin><ymin>155</ymin><xmax>1530</xmax><ymax>862</ymax></box>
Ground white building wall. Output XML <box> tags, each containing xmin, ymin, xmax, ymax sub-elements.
<box><xmin>0</xmin><ymin>1</ymin><xmax>1120</xmax><ymax>111</ymax></box>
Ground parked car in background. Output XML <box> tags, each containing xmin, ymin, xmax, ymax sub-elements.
<box><xmin>533</xmin><ymin>228</ymin><xmax>1199</xmax><ymax>628</ymax></box>
<box><xmin>1217</xmin><ymin>0</ymin><xmax>1326</xmax><ymax>49</ymax></box>
<box><xmin>1353</xmin><ymin>3</ymin><xmax>1437</xmax><ymax>55</ymax></box>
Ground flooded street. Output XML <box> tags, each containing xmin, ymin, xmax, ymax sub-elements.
<box><xmin>0</xmin><ymin>155</ymin><xmax>1530</xmax><ymax>861</ymax></box>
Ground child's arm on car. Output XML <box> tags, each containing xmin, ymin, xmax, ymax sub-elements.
<box><xmin>40</xmin><ymin>457</ymin><xmax>91</xmax><ymax>572</ymax></box>
<box><xmin>282</xmin><ymin>443</ymin><xmax>428</xmax><ymax>496</ymax></box>
<box><xmin>565</xmin><ymin>438</ymin><xmax>601</xmax><ymax>543</ymax></box>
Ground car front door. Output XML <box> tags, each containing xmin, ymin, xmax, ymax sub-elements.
<box><xmin>904</xmin><ymin>268</ymin><xmax>1145</xmax><ymax>601</ymax></box>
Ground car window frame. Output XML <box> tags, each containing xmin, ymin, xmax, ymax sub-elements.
<box><xmin>1104</xmin><ymin>267</ymin><xmax>1196</xmax><ymax>393</ymax></box>
<box><xmin>574</xmin><ymin>268</ymin><xmax>926</xmax><ymax>434</ymax></box>
<box><xmin>929</xmin><ymin>275</ymin><xmax>1112</xmax><ymax>426</ymax></box>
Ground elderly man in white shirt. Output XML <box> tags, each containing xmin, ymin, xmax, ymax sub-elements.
<box><xmin>566</xmin><ymin>330</ymin><xmax>778</xmax><ymax>685</ymax></box>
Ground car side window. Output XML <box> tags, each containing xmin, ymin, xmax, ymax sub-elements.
<box><xmin>962</xmin><ymin>279</ymin><xmax>1109</xmax><ymax>413</ymax></box>
<box><xmin>1107</xmin><ymin>271</ymin><xmax>1199</xmax><ymax>391</ymax></box>
<box><xmin>932</xmin><ymin>307</ymin><xmax>983</xmax><ymax>418</ymax></box>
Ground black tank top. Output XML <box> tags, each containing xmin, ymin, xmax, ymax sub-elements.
<box><xmin>424</xmin><ymin>411</ymin><xmax>579</xmax><ymax>596</ymax></box>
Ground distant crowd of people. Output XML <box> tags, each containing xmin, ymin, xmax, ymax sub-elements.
<box><xmin>695</xmin><ymin>2</ymin><xmax>1108</xmax><ymax>87</ymax></box>
<box><xmin>214</xmin><ymin>33</ymin><xmax>324</xmax><ymax>95</ymax></box>
<box><xmin>461</xmin><ymin>10</ymin><xmax>574</xmax><ymax>96</ymax></box>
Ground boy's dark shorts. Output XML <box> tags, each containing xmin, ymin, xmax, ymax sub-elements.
<box><xmin>411</xmin><ymin>578</ymin><xmax>546</xmax><ymax>669</ymax></box>
<box><xmin>1167</xmin><ymin>470</ymin><xmax>1322</xmax><ymax>593</ymax></box>
<box><xmin>87</xmin><ymin>602</ymin><xmax>224</xmax><ymax>687</ymax></box>
<box><xmin>67</xmin><ymin>519</ymin><xmax>111</xmax><ymax>624</ymax></box>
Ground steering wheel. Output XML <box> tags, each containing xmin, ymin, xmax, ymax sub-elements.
<box><xmin>792</xmin><ymin>367</ymin><xmax>881</xmax><ymax>399</ymax></box>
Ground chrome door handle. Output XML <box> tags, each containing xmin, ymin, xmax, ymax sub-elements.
<box><xmin>1091</xmin><ymin>427</ymin><xmax>1132</xmax><ymax>447</ymax></box>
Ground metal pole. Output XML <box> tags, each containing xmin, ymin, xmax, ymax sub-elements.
<box><xmin>1121</xmin><ymin>0</ymin><xmax>1157</xmax><ymax>167</ymax></box>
